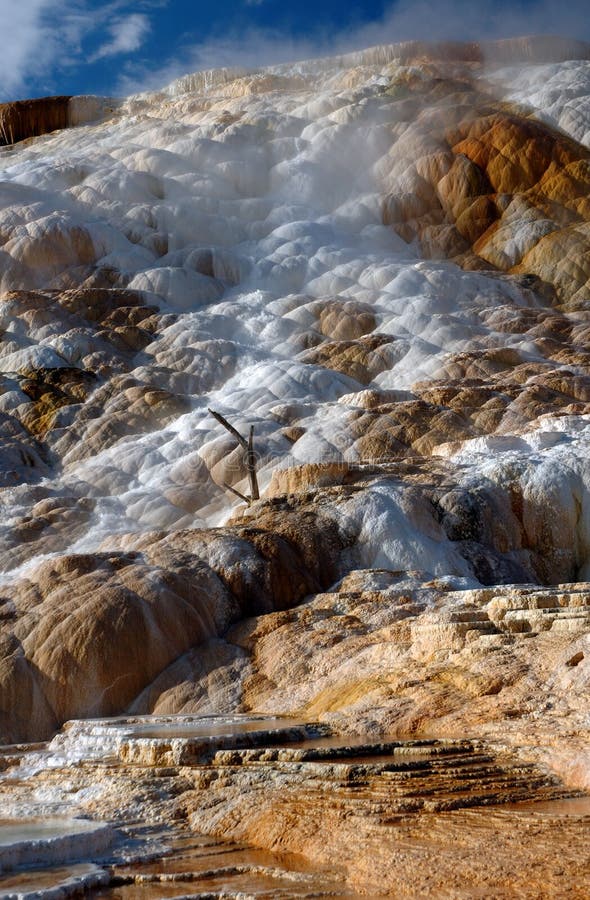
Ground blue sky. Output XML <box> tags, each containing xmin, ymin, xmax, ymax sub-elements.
<box><xmin>4</xmin><ymin>0</ymin><xmax>590</xmax><ymax>102</ymax></box>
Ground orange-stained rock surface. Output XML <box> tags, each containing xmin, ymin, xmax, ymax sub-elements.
<box><xmin>0</xmin><ymin>503</ymin><xmax>344</xmax><ymax>742</ymax></box>
<box><xmin>1</xmin><ymin>714</ymin><xmax>589</xmax><ymax>897</ymax></box>
<box><xmin>0</xmin><ymin>95</ymin><xmax>114</xmax><ymax>145</ymax></box>
<box><xmin>0</xmin><ymin>97</ymin><xmax>71</xmax><ymax>146</ymax></box>
<box><xmin>381</xmin><ymin>92</ymin><xmax>590</xmax><ymax>306</ymax></box>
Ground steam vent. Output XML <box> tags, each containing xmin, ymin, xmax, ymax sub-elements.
<box><xmin>1</xmin><ymin>34</ymin><xmax>590</xmax><ymax>898</ymax></box>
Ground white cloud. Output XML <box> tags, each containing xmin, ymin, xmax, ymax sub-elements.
<box><xmin>0</xmin><ymin>0</ymin><xmax>155</xmax><ymax>101</ymax></box>
<box><xmin>89</xmin><ymin>13</ymin><xmax>150</xmax><ymax>62</ymax></box>
<box><xmin>2</xmin><ymin>0</ymin><xmax>56</xmax><ymax>97</ymax></box>
<box><xmin>2</xmin><ymin>0</ymin><xmax>590</xmax><ymax>102</ymax></box>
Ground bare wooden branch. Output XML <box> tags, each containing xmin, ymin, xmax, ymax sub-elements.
<box><xmin>209</xmin><ymin>408</ymin><xmax>261</xmax><ymax>505</ymax></box>
<box><xmin>222</xmin><ymin>481</ymin><xmax>251</xmax><ymax>504</ymax></box>
<box><xmin>208</xmin><ymin>407</ymin><xmax>248</xmax><ymax>449</ymax></box>
<box><xmin>247</xmin><ymin>424</ymin><xmax>260</xmax><ymax>501</ymax></box>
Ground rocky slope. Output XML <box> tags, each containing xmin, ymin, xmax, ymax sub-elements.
<box><xmin>0</xmin><ymin>34</ymin><xmax>590</xmax><ymax>896</ymax></box>
<box><xmin>1</xmin><ymin>716</ymin><xmax>589</xmax><ymax>897</ymax></box>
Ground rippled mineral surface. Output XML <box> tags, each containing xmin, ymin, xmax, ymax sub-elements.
<box><xmin>0</xmin><ymin>34</ymin><xmax>590</xmax><ymax>898</ymax></box>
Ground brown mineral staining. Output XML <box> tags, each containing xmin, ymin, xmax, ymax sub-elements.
<box><xmin>302</xmin><ymin>334</ymin><xmax>398</xmax><ymax>384</ymax></box>
<box><xmin>267</xmin><ymin>462</ymin><xmax>357</xmax><ymax>495</ymax></box>
<box><xmin>314</xmin><ymin>298</ymin><xmax>376</xmax><ymax>340</ymax></box>
<box><xmin>17</xmin><ymin>367</ymin><xmax>96</xmax><ymax>437</ymax></box>
<box><xmin>291</xmin><ymin>295</ymin><xmax>590</xmax><ymax>464</ymax></box>
<box><xmin>381</xmin><ymin>90</ymin><xmax>590</xmax><ymax>305</ymax></box>
<box><xmin>0</xmin><ymin>504</ymin><xmax>345</xmax><ymax>741</ymax></box>
<box><xmin>55</xmin><ymin>378</ymin><xmax>190</xmax><ymax>463</ymax></box>
<box><xmin>0</xmin><ymin>287</ymin><xmax>178</xmax><ymax>485</ymax></box>
<box><xmin>0</xmin><ymin>95</ymin><xmax>114</xmax><ymax>146</ymax></box>
<box><xmin>0</xmin><ymin>96</ymin><xmax>71</xmax><ymax>145</ymax></box>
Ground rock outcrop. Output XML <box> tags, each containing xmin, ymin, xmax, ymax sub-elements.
<box><xmin>0</xmin><ymin>504</ymin><xmax>344</xmax><ymax>742</ymax></box>
<box><xmin>380</xmin><ymin>87</ymin><xmax>590</xmax><ymax>306</ymax></box>
<box><xmin>0</xmin><ymin>95</ymin><xmax>114</xmax><ymax>145</ymax></box>
<box><xmin>1</xmin><ymin>715</ymin><xmax>589</xmax><ymax>897</ymax></box>
<box><xmin>0</xmin><ymin>97</ymin><xmax>71</xmax><ymax>145</ymax></box>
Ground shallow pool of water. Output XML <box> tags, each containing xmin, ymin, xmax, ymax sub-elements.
<box><xmin>503</xmin><ymin>795</ymin><xmax>590</xmax><ymax>816</ymax></box>
<box><xmin>0</xmin><ymin>819</ymin><xmax>100</xmax><ymax>846</ymax></box>
<box><xmin>123</xmin><ymin>715</ymin><xmax>306</xmax><ymax>741</ymax></box>
<box><xmin>0</xmin><ymin>862</ymin><xmax>107</xmax><ymax>897</ymax></box>
<box><xmin>0</xmin><ymin>818</ymin><xmax>114</xmax><ymax>876</ymax></box>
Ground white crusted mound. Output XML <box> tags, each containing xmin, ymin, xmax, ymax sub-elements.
<box><xmin>0</xmin><ymin>38</ymin><xmax>588</xmax><ymax>576</ymax></box>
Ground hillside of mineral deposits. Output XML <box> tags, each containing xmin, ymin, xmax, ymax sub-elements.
<box><xmin>0</xmin><ymin>34</ymin><xmax>590</xmax><ymax>897</ymax></box>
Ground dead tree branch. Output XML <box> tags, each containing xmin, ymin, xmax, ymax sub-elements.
<box><xmin>247</xmin><ymin>425</ymin><xmax>260</xmax><ymax>501</ymax></box>
<box><xmin>222</xmin><ymin>482</ymin><xmax>251</xmax><ymax>503</ymax></box>
<box><xmin>209</xmin><ymin>408</ymin><xmax>260</xmax><ymax>505</ymax></box>
<box><xmin>208</xmin><ymin>408</ymin><xmax>247</xmax><ymax>448</ymax></box>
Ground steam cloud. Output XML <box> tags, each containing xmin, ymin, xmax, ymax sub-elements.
<box><xmin>4</xmin><ymin>1</ymin><xmax>590</xmax><ymax>101</ymax></box>
<box><xmin>118</xmin><ymin>0</ymin><xmax>590</xmax><ymax>95</ymax></box>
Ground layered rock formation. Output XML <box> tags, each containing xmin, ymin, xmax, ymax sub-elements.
<box><xmin>0</xmin><ymin>95</ymin><xmax>115</xmax><ymax>145</ymax></box>
<box><xmin>1</xmin><ymin>716</ymin><xmax>589</xmax><ymax>898</ymax></box>
<box><xmin>0</xmin><ymin>97</ymin><xmax>71</xmax><ymax>146</ymax></box>
<box><xmin>0</xmin><ymin>34</ymin><xmax>589</xmax><ymax>897</ymax></box>
<box><xmin>0</xmin><ymin>503</ymin><xmax>344</xmax><ymax>741</ymax></box>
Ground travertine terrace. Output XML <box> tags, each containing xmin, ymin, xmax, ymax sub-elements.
<box><xmin>0</xmin><ymin>34</ymin><xmax>589</xmax><ymax>897</ymax></box>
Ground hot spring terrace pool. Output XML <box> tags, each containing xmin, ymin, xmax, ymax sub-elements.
<box><xmin>0</xmin><ymin>817</ymin><xmax>114</xmax><ymax>874</ymax></box>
